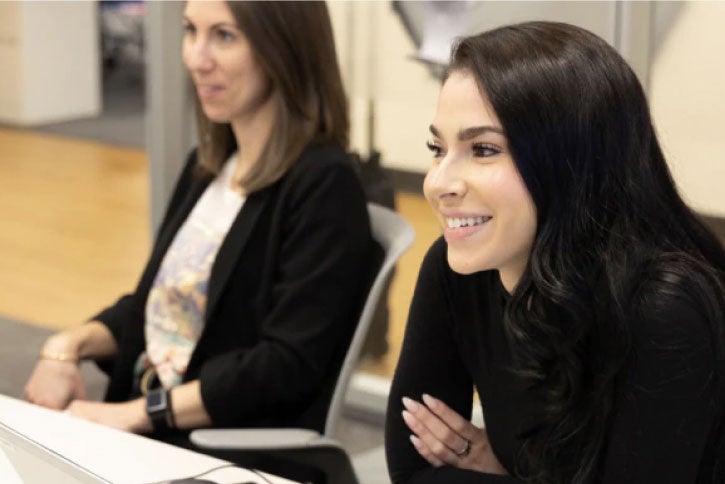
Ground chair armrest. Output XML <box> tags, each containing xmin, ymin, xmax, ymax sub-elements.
<box><xmin>190</xmin><ymin>429</ymin><xmax>359</xmax><ymax>484</ymax></box>
<box><xmin>190</xmin><ymin>428</ymin><xmax>341</xmax><ymax>451</ymax></box>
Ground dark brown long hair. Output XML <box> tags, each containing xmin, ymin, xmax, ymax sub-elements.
<box><xmin>450</xmin><ymin>22</ymin><xmax>725</xmax><ymax>483</ymax></box>
<box><xmin>194</xmin><ymin>1</ymin><xmax>348</xmax><ymax>193</ymax></box>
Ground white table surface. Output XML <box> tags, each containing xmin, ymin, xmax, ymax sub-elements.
<box><xmin>0</xmin><ymin>393</ymin><xmax>297</xmax><ymax>484</ymax></box>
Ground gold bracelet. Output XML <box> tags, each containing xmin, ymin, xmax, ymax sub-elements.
<box><xmin>39</xmin><ymin>350</ymin><xmax>79</xmax><ymax>363</ymax></box>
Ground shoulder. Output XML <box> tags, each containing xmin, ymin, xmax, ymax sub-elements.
<box><xmin>632</xmin><ymin>257</ymin><xmax>721</xmax><ymax>331</ymax></box>
<box><xmin>628</xmin><ymin>261</ymin><xmax>721</xmax><ymax>371</ymax></box>
<box><xmin>296</xmin><ymin>140</ymin><xmax>349</xmax><ymax>166</ymax></box>
<box><xmin>276</xmin><ymin>141</ymin><xmax>357</xmax><ymax>193</ymax></box>
<box><xmin>287</xmin><ymin>140</ymin><xmax>352</xmax><ymax>178</ymax></box>
<box><xmin>616</xmin><ymin>266</ymin><xmax>724</xmax><ymax>410</ymax></box>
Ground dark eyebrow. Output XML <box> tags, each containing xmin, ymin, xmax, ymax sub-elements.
<box><xmin>429</xmin><ymin>124</ymin><xmax>504</xmax><ymax>140</ymax></box>
<box><xmin>182</xmin><ymin>17</ymin><xmax>239</xmax><ymax>31</ymax></box>
<box><xmin>459</xmin><ymin>126</ymin><xmax>504</xmax><ymax>140</ymax></box>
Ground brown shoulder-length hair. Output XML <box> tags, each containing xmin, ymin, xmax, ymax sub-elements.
<box><xmin>194</xmin><ymin>1</ymin><xmax>348</xmax><ymax>193</ymax></box>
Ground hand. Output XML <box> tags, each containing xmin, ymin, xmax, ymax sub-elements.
<box><xmin>402</xmin><ymin>394</ymin><xmax>507</xmax><ymax>475</ymax></box>
<box><xmin>65</xmin><ymin>398</ymin><xmax>152</xmax><ymax>434</ymax></box>
<box><xmin>25</xmin><ymin>344</ymin><xmax>87</xmax><ymax>410</ymax></box>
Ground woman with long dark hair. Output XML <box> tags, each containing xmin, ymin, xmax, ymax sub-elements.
<box><xmin>25</xmin><ymin>0</ymin><xmax>378</xmax><ymax>445</ymax></box>
<box><xmin>386</xmin><ymin>21</ymin><xmax>725</xmax><ymax>483</ymax></box>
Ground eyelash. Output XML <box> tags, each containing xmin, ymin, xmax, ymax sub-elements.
<box><xmin>425</xmin><ymin>141</ymin><xmax>501</xmax><ymax>158</ymax></box>
<box><xmin>216</xmin><ymin>29</ymin><xmax>236</xmax><ymax>42</ymax></box>
<box><xmin>181</xmin><ymin>25</ymin><xmax>235</xmax><ymax>42</ymax></box>
<box><xmin>426</xmin><ymin>141</ymin><xmax>443</xmax><ymax>158</ymax></box>
<box><xmin>473</xmin><ymin>143</ymin><xmax>500</xmax><ymax>157</ymax></box>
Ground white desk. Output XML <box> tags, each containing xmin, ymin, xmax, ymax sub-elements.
<box><xmin>0</xmin><ymin>394</ymin><xmax>297</xmax><ymax>483</ymax></box>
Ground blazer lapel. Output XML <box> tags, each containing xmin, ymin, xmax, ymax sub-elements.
<box><xmin>205</xmin><ymin>188</ymin><xmax>270</xmax><ymax>320</ymax></box>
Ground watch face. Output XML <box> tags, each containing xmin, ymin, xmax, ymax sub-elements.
<box><xmin>147</xmin><ymin>390</ymin><xmax>166</xmax><ymax>412</ymax></box>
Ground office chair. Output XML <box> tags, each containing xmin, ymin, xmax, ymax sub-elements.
<box><xmin>190</xmin><ymin>203</ymin><xmax>415</xmax><ymax>484</ymax></box>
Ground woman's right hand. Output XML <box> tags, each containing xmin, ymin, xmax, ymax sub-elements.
<box><xmin>24</xmin><ymin>332</ymin><xmax>87</xmax><ymax>409</ymax></box>
<box><xmin>25</xmin><ymin>358</ymin><xmax>87</xmax><ymax>410</ymax></box>
<box><xmin>402</xmin><ymin>394</ymin><xmax>508</xmax><ymax>475</ymax></box>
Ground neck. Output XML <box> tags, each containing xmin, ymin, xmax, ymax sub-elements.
<box><xmin>230</xmin><ymin>93</ymin><xmax>277</xmax><ymax>184</ymax></box>
<box><xmin>498</xmin><ymin>264</ymin><xmax>527</xmax><ymax>295</ymax></box>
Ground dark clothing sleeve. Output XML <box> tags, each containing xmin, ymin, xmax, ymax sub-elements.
<box><xmin>197</xmin><ymin>158</ymin><xmax>375</xmax><ymax>426</ymax></box>
<box><xmin>385</xmin><ymin>239</ymin><xmax>523</xmax><ymax>483</ymax></box>
<box><xmin>386</xmin><ymin>238</ymin><xmax>722</xmax><ymax>483</ymax></box>
<box><xmin>597</xmin><ymin>291</ymin><xmax>720</xmax><ymax>483</ymax></box>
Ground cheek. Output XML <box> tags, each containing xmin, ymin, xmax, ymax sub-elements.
<box><xmin>493</xmin><ymin>166</ymin><xmax>530</xmax><ymax>206</ymax></box>
<box><xmin>490</xmin><ymin>168</ymin><xmax>536</xmax><ymax>234</ymax></box>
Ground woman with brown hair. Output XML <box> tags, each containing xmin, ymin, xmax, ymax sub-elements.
<box><xmin>25</xmin><ymin>0</ymin><xmax>378</xmax><ymax>445</ymax></box>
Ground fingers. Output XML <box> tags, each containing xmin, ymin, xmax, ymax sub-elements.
<box><xmin>402</xmin><ymin>397</ymin><xmax>469</xmax><ymax>464</ymax></box>
<box><xmin>25</xmin><ymin>360</ymin><xmax>82</xmax><ymax>409</ymax></box>
<box><xmin>421</xmin><ymin>394</ymin><xmax>479</xmax><ymax>442</ymax></box>
<box><xmin>409</xmin><ymin>434</ymin><xmax>444</xmax><ymax>467</ymax></box>
<box><xmin>404</xmin><ymin>410</ymin><xmax>455</xmax><ymax>464</ymax></box>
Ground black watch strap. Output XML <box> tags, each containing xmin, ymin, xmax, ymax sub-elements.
<box><xmin>146</xmin><ymin>388</ymin><xmax>174</xmax><ymax>433</ymax></box>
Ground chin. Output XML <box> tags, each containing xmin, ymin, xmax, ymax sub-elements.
<box><xmin>446</xmin><ymin>250</ymin><xmax>488</xmax><ymax>275</ymax></box>
<box><xmin>202</xmin><ymin>108</ymin><xmax>230</xmax><ymax>124</ymax></box>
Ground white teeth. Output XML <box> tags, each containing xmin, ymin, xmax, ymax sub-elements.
<box><xmin>445</xmin><ymin>216</ymin><xmax>490</xmax><ymax>228</ymax></box>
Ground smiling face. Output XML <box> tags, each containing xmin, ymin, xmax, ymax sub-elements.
<box><xmin>424</xmin><ymin>70</ymin><xmax>537</xmax><ymax>291</ymax></box>
<box><xmin>182</xmin><ymin>0</ymin><xmax>271</xmax><ymax>124</ymax></box>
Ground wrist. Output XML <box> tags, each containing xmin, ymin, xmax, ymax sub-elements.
<box><xmin>145</xmin><ymin>388</ymin><xmax>175</xmax><ymax>434</ymax></box>
<box><xmin>132</xmin><ymin>398</ymin><xmax>154</xmax><ymax>433</ymax></box>
<box><xmin>41</xmin><ymin>332</ymin><xmax>80</xmax><ymax>363</ymax></box>
<box><xmin>39</xmin><ymin>349</ymin><xmax>79</xmax><ymax>364</ymax></box>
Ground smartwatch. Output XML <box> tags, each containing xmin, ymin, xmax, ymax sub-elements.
<box><xmin>146</xmin><ymin>388</ymin><xmax>174</xmax><ymax>433</ymax></box>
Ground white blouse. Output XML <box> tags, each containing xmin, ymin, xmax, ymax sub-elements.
<box><xmin>141</xmin><ymin>154</ymin><xmax>244</xmax><ymax>388</ymax></box>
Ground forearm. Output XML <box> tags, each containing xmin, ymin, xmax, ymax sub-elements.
<box><xmin>42</xmin><ymin>321</ymin><xmax>118</xmax><ymax>361</ymax></box>
<box><xmin>128</xmin><ymin>380</ymin><xmax>211</xmax><ymax>433</ymax></box>
<box><xmin>170</xmin><ymin>380</ymin><xmax>212</xmax><ymax>429</ymax></box>
<box><xmin>64</xmin><ymin>380</ymin><xmax>212</xmax><ymax>435</ymax></box>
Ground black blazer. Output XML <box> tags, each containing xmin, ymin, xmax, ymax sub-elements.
<box><xmin>93</xmin><ymin>141</ymin><xmax>381</xmax><ymax>432</ymax></box>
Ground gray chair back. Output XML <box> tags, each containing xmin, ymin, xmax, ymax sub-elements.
<box><xmin>324</xmin><ymin>203</ymin><xmax>415</xmax><ymax>437</ymax></box>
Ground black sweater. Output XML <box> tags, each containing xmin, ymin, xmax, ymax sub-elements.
<box><xmin>386</xmin><ymin>237</ymin><xmax>723</xmax><ymax>483</ymax></box>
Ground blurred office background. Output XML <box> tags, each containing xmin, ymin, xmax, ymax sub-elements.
<box><xmin>1</xmin><ymin>1</ymin><xmax>724</xmax><ymax>481</ymax></box>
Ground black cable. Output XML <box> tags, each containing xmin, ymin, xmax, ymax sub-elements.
<box><xmin>247</xmin><ymin>467</ymin><xmax>275</xmax><ymax>484</ymax></box>
<box><xmin>143</xmin><ymin>462</ymin><xmax>239</xmax><ymax>484</ymax></box>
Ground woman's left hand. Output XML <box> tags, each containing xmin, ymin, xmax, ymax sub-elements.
<box><xmin>402</xmin><ymin>394</ymin><xmax>507</xmax><ymax>475</ymax></box>
<box><xmin>65</xmin><ymin>398</ymin><xmax>152</xmax><ymax>434</ymax></box>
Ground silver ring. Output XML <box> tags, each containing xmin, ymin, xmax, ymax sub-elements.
<box><xmin>454</xmin><ymin>439</ymin><xmax>471</xmax><ymax>457</ymax></box>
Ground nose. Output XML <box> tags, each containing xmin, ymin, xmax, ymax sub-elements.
<box><xmin>183</xmin><ymin>34</ymin><xmax>214</xmax><ymax>73</ymax></box>
<box><xmin>424</xmin><ymin>154</ymin><xmax>466</xmax><ymax>202</ymax></box>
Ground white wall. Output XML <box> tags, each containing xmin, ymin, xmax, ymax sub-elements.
<box><xmin>0</xmin><ymin>3</ymin><xmax>22</xmax><ymax>122</ymax></box>
<box><xmin>650</xmin><ymin>2</ymin><xmax>725</xmax><ymax>218</ymax></box>
<box><xmin>0</xmin><ymin>1</ymin><xmax>100</xmax><ymax>126</ymax></box>
<box><xmin>330</xmin><ymin>2</ymin><xmax>643</xmax><ymax>175</ymax></box>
